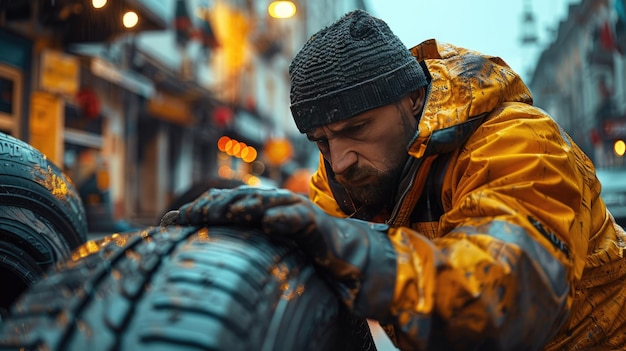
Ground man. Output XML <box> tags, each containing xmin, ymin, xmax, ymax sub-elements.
<box><xmin>164</xmin><ymin>9</ymin><xmax>626</xmax><ymax>350</ymax></box>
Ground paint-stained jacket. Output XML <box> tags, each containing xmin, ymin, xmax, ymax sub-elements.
<box><xmin>309</xmin><ymin>39</ymin><xmax>626</xmax><ymax>350</ymax></box>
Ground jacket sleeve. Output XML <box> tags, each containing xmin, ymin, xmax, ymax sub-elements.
<box><xmin>385</xmin><ymin>106</ymin><xmax>588</xmax><ymax>350</ymax></box>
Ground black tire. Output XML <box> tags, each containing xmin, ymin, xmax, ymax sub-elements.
<box><xmin>0</xmin><ymin>132</ymin><xmax>87</xmax><ymax>319</ymax></box>
<box><xmin>0</xmin><ymin>225</ymin><xmax>377</xmax><ymax>350</ymax></box>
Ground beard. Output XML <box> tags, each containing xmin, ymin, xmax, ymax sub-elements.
<box><xmin>335</xmin><ymin>155</ymin><xmax>407</xmax><ymax>218</ymax></box>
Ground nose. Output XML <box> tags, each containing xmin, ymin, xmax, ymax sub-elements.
<box><xmin>329</xmin><ymin>141</ymin><xmax>357</xmax><ymax>175</ymax></box>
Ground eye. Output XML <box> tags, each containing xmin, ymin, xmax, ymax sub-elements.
<box><xmin>349</xmin><ymin>123</ymin><xmax>365</xmax><ymax>132</ymax></box>
<box><xmin>306</xmin><ymin>136</ymin><xmax>328</xmax><ymax>154</ymax></box>
<box><xmin>306</xmin><ymin>133</ymin><xmax>326</xmax><ymax>144</ymax></box>
<box><xmin>314</xmin><ymin>137</ymin><xmax>328</xmax><ymax>148</ymax></box>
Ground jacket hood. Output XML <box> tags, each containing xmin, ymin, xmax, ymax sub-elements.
<box><xmin>408</xmin><ymin>39</ymin><xmax>533</xmax><ymax>158</ymax></box>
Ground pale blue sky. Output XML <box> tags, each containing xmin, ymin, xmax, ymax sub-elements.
<box><xmin>366</xmin><ymin>0</ymin><xmax>580</xmax><ymax>81</ymax></box>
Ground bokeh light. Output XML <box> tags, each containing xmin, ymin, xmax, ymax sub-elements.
<box><xmin>123</xmin><ymin>11</ymin><xmax>139</xmax><ymax>28</ymax></box>
<box><xmin>217</xmin><ymin>136</ymin><xmax>231</xmax><ymax>152</ymax></box>
<box><xmin>268</xmin><ymin>1</ymin><xmax>296</xmax><ymax>19</ymax></box>
<box><xmin>92</xmin><ymin>0</ymin><xmax>107</xmax><ymax>9</ymax></box>
<box><xmin>217</xmin><ymin>136</ymin><xmax>257</xmax><ymax>163</ymax></box>
<box><xmin>614</xmin><ymin>139</ymin><xmax>625</xmax><ymax>157</ymax></box>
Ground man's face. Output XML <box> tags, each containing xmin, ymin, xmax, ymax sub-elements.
<box><xmin>306</xmin><ymin>96</ymin><xmax>418</xmax><ymax>215</ymax></box>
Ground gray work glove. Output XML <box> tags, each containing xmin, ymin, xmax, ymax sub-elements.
<box><xmin>161</xmin><ymin>186</ymin><xmax>397</xmax><ymax>319</ymax></box>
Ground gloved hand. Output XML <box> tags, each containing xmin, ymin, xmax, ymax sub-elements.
<box><xmin>161</xmin><ymin>186</ymin><xmax>397</xmax><ymax>319</ymax></box>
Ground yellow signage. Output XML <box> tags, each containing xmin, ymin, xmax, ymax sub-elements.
<box><xmin>40</xmin><ymin>50</ymin><xmax>79</xmax><ymax>96</ymax></box>
<box><xmin>147</xmin><ymin>91</ymin><xmax>192</xmax><ymax>125</ymax></box>
<box><xmin>29</xmin><ymin>91</ymin><xmax>63</xmax><ymax>165</ymax></box>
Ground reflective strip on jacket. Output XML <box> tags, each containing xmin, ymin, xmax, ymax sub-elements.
<box><xmin>309</xmin><ymin>39</ymin><xmax>626</xmax><ymax>350</ymax></box>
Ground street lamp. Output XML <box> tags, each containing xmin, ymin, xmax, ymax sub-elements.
<box><xmin>268</xmin><ymin>1</ymin><xmax>296</xmax><ymax>19</ymax></box>
<box><xmin>122</xmin><ymin>11</ymin><xmax>139</xmax><ymax>28</ymax></box>
<box><xmin>92</xmin><ymin>0</ymin><xmax>107</xmax><ymax>9</ymax></box>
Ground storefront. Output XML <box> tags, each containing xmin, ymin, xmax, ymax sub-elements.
<box><xmin>61</xmin><ymin>52</ymin><xmax>155</xmax><ymax>231</ymax></box>
<box><xmin>0</xmin><ymin>29</ymin><xmax>31</xmax><ymax>140</ymax></box>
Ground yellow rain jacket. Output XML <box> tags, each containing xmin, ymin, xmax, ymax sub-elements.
<box><xmin>309</xmin><ymin>39</ymin><xmax>626</xmax><ymax>350</ymax></box>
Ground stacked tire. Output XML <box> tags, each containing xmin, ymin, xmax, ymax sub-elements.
<box><xmin>0</xmin><ymin>225</ymin><xmax>376</xmax><ymax>350</ymax></box>
<box><xmin>0</xmin><ymin>132</ymin><xmax>87</xmax><ymax>320</ymax></box>
<box><xmin>0</xmin><ymin>132</ymin><xmax>377</xmax><ymax>350</ymax></box>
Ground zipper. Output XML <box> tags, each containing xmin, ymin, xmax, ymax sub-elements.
<box><xmin>386</xmin><ymin>157</ymin><xmax>424</xmax><ymax>226</ymax></box>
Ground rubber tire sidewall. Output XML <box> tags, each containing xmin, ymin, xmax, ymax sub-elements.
<box><xmin>0</xmin><ymin>132</ymin><xmax>87</xmax><ymax>247</ymax></box>
<box><xmin>0</xmin><ymin>225</ymin><xmax>375</xmax><ymax>350</ymax></box>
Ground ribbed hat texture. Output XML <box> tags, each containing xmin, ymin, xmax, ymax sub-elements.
<box><xmin>289</xmin><ymin>9</ymin><xmax>428</xmax><ymax>133</ymax></box>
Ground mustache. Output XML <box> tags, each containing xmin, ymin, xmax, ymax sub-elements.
<box><xmin>335</xmin><ymin>166</ymin><xmax>379</xmax><ymax>185</ymax></box>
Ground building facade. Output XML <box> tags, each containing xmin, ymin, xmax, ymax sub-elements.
<box><xmin>0</xmin><ymin>0</ymin><xmax>367</xmax><ymax>230</ymax></box>
<box><xmin>529</xmin><ymin>0</ymin><xmax>626</xmax><ymax>169</ymax></box>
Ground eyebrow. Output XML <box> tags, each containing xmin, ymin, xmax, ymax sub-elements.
<box><xmin>306</xmin><ymin>133</ymin><xmax>320</xmax><ymax>141</ymax></box>
<box><xmin>307</xmin><ymin>115</ymin><xmax>371</xmax><ymax>140</ymax></box>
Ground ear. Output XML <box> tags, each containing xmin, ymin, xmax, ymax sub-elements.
<box><xmin>409</xmin><ymin>88</ymin><xmax>426</xmax><ymax>116</ymax></box>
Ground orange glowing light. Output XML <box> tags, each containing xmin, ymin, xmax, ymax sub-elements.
<box><xmin>217</xmin><ymin>136</ymin><xmax>231</xmax><ymax>152</ymax></box>
<box><xmin>242</xmin><ymin>146</ymin><xmax>257</xmax><ymax>163</ymax></box>
<box><xmin>265</xmin><ymin>138</ymin><xmax>293</xmax><ymax>165</ymax></box>
<box><xmin>225</xmin><ymin>140</ymin><xmax>235</xmax><ymax>155</ymax></box>
<box><xmin>232</xmin><ymin>142</ymin><xmax>242</xmax><ymax>157</ymax></box>
<box><xmin>218</xmin><ymin>165</ymin><xmax>233</xmax><ymax>178</ymax></box>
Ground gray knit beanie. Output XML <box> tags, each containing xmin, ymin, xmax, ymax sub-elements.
<box><xmin>289</xmin><ymin>9</ymin><xmax>428</xmax><ymax>133</ymax></box>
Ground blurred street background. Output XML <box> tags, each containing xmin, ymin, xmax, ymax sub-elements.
<box><xmin>1</xmin><ymin>0</ymin><xmax>626</xmax><ymax>349</ymax></box>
